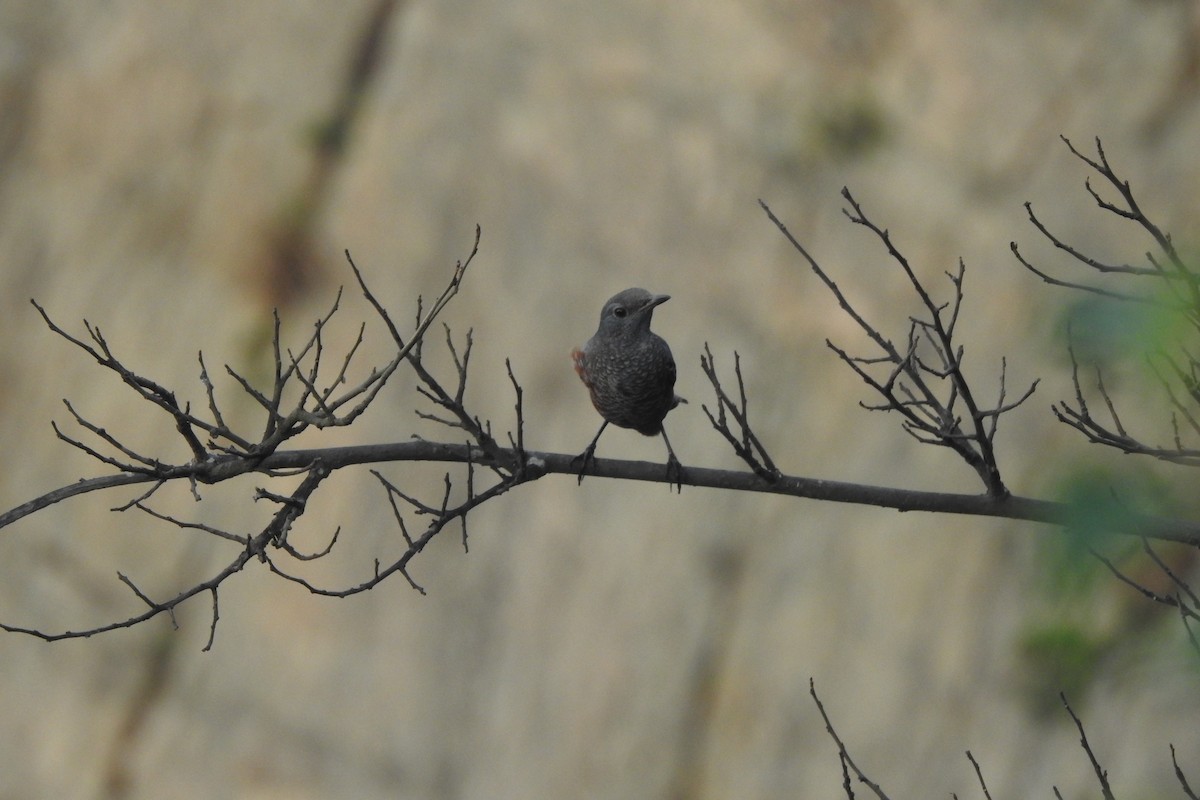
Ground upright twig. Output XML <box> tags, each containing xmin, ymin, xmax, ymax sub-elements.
<box><xmin>700</xmin><ymin>344</ymin><xmax>780</xmax><ymax>482</ymax></box>
<box><xmin>1060</xmin><ymin>693</ymin><xmax>1117</xmax><ymax>800</ymax></box>
<box><xmin>760</xmin><ymin>196</ymin><xmax>1036</xmax><ymax>497</ymax></box>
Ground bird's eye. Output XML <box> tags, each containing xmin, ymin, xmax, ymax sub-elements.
<box><xmin>613</xmin><ymin>307</ymin><xmax>627</xmax><ymax>318</ymax></box>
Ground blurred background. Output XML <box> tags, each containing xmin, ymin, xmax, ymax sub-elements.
<box><xmin>1</xmin><ymin>1</ymin><xmax>1198</xmax><ymax>797</ymax></box>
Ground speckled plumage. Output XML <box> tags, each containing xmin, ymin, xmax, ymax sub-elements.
<box><xmin>572</xmin><ymin>288</ymin><xmax>686</xmax><ymax>490</ymax></box>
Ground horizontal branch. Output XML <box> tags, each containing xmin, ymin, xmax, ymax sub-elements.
<box><xmin>4</xmin><ymin>441</ymin><xmax>1197</xmax><ymax>546</ymax></box>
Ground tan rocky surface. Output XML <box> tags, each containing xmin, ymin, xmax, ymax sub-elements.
<box><xmin>1</xmin><ymin>1</ymin><xmax>1197</xmax><ymax>797</ymax></box>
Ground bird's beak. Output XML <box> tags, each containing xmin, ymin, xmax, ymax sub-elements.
<box><xmin>633</xmin><ymin>293</ymin><xmax>669</xmax><ymax>319</ymax></box>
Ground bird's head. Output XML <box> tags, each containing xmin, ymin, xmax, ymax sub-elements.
<box><xmin>594</xmin><ymin>288</ymin><xmax>670</xmax><ymax>337</ymax></box>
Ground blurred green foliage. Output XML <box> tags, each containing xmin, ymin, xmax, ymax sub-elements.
<box><xmin>1018</xmin><ymin>463</ymin><xmax>1184</xmax><ymax>713</ymax></box>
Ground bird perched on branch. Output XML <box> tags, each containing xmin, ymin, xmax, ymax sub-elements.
<box><xmin>571</xmin><ymin>288</ymin><xmax>686</xmax><ymax>491</ymax></box>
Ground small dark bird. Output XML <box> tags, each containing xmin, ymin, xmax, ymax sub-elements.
<box><xmin>571</xmin><ymin>288</ymin><xmax>685</xmax><ymax>490</ymax></box>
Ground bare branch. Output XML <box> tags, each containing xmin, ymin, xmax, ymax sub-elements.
<box><xmin>5</xmin><ymin>441</ymin><xmax>1200</xmax><ymax>541</ymax></box>
<box><xmin>964</xmin><ymin>751</ymin><xmax>993</xmax><ymax>800</ymax></box>
<box><xmin>1061</xmin><ymin>693</ymin><xmax>1116</xmax><ymax>800</ymax></box>
<box><xmin>1011</xmin><ymin>239</ymin><xmax>1155</xmax><ymax>305</ymax></box>
<box><xmin>809</xmin><ymin>679</ymin><xmax>891</xmax><ymax>799</ymax></box>
<box><xmin>203</xmin><ymin>588</ymin><xmax>219</xmax><ymax>652</ymax></box>
<box><xmin>1053</xmin><ymin>339</ymin><xmax>1200</xmax><ymax>466</ymax></box>
<box><xmin>1015</xmin><ymin>137</ymin><xmax>1200</xmax><ymax>469</ymax></box>
<box><xmin>1172</xmin><ymin>744</ymin><xmax>1199</xmax><ymax>800</ymax></box>
<box><xmin>700</xmin><ymin>344</ymin><xmax>779</xmax><ymax>482</ymax></box>
<box><xmin>131</xmin><ymin>502</ymin><xmax>249</xmax><ymax>546</ymax></box>
<box><xmin>0</xmin><ymin>545</ymin><xmax>257</xmax><ymax>643</ymax></box>
<box><xmin>762</xmin><ymin>196</ymin><xmax>1022</xmax><ymax>496</ymax></box>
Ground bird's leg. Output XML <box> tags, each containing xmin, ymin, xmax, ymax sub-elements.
<box><xmin>571</xmin><ymin>420</ymin><xmax>608</xmax><ymax>485</ymax></box>
<box><xmin>660</xmin><ymin>426</ymin><xmax>685</xmax><ymax>493</ymax></box>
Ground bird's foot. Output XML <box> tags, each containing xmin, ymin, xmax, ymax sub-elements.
<box><xmin>570</xmin><ymin>444</ymin><xmax>598</xmax><ymax>485</ymax></box>
<box><xmin>665</xmin><ymin>453</ymin><xmax>685</xmax><ymax>494</ymax></box>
